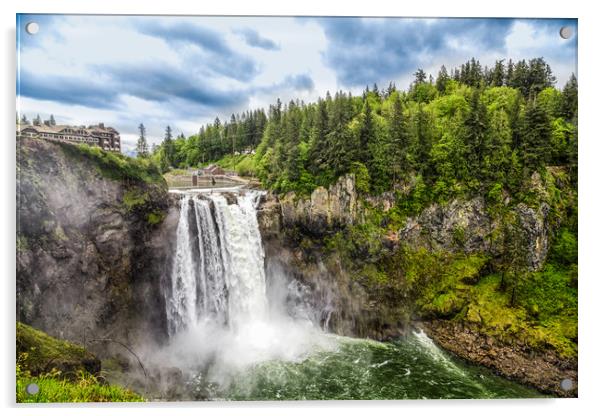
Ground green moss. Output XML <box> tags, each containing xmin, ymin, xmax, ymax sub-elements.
<box><xmin>54</xmin><ymin>225</ymin><xmax>68</xmax><ymax>241</ymax></box>
<box><xmin>16</xmin><ymin>323</ymin><xmax>144</xmax><ymax>402</ymax></box>
<box><xmin>16</xmin><ymin>322</ymin><xmax>94</xmax><ymax>377</ymax></box>
<box><xmin>146</xmin><ymin>210</ymin><xmax>166</xmax><ymax>225</ymax></box>
<box><xmin>389</xmin><ymin>243</ymin><xmax>577</xmax><ymax>358</ymax></box>
<box><xmin>357</xmin><ymin>264</ymin><xmax>389</xmax><ymax>285</ymax></box>
<box><xmin>122</xmin><ymin>189</ymin><xmax>149</xmax><ymax>211</ymax></box>
<box><xmin>16</xmin><ymin>235</ymin><xmax>28</xmax><ymax>251</ymax></box>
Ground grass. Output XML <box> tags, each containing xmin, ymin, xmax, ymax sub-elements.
<box><xmin>59</xmin><ymin>142</ymin><xmax>165</xmax><ymax>186</ymax></box>
<box><xmin>16</xmin><ymin>366</ymin><xmax>144</xmax><ymax>403</ymax></box>
<box><xmin>16</xmin><ymin>323</ymin><xmax>145</xmax><ymax>403</ymax></box>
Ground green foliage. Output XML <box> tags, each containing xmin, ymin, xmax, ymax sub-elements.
<box><xmin>146</xmin><ymin>210</ymin><xmax>165</xmax><ymax>225</ymax></box>
<box><xmin>549</xmin><ymin>228</ymin><xmax>578</xmax><ymax>266</ymax></box>
<box><xmin>149</xmin><ymin>57</ymin><xmax>575</xmax><ymax>203</ymax></box>
<box><xmin>122</xmin><ymin>189</ymin><xmax>149</xmax><ymax>211</ymax></box>
<box><xmin>17</xmin><ymin>360</ymin><xmax>143</xmax><ymax>403</ymax></box>
<box><xmin>350</xmin><ymin>162</ymin><xmax>370</xmax><ymax>194</ymax></box>
<box><xmin>60</xmin><ymin>143</ymin><xmax>164</xmax><ymax>186</ymax></box>
<box><xmin>16</xmin><ymin>323</ymin><xmax>144</xmax><ymax>402</ymax></box>
<box><xmin>16</xmin><ymin>322</ymin><xmax>93</xmax><ymax>376</ymax></box>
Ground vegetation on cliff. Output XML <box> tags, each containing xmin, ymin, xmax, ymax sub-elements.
<box><xmin>16</xmin><ymin>323</ymin><xmax>144</xmax><ymax>403</ymax></box>
<box><xmin>59</xmin><ymin>142</ymin><xmax>165</xmax><ymax>186</ymax></box>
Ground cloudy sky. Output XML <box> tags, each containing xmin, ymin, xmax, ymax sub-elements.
<box><xmin>17</xmin><ymin>15</ymin><xmax>577</xmax><ymax>152</ymax></box>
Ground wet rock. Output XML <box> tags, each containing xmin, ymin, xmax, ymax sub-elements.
<box><xmin>420</xmin><ymin>320</ymin><xmax>577</xmax><ymax>397</ymax></box>
<box><xmin>17</xmin><ymin>137</ymin><xmax>176</xmax><ymax>351</ymax></box>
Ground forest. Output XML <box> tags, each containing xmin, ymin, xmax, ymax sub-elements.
<box><xmin>144</xmin><ymin>57</ymin><xmax>577</xmax><ymax>204</ymax></box>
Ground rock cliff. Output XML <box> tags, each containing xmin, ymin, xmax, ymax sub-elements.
<box><xmin>257</xmin><ymin>170</ymin><xmax>576</xmax><ymax>396</ymax></box>
<box><xmin>17</xmin><ymin>138</ymin><xmax>178</xmax><ymax>351</ymax></box>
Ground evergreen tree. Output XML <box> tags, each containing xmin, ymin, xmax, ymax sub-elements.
<box><xmin>414</xmin><ymin>69</ymin><xmax>427</xmax><ymax>85</ymax></box>
<box><xmin>49</xmin><ymin>114</ymin><xmax>56</xmax><ymax>126</ymax></box>
<box><xmin>161</xmin><ymin>125</ymin><xmax>175</xmax><ymax>170</ymax></box>
<box><xmin>435</xmin><ymin>65</ymin><xmax>450</xmax><ymax>93</ymax></box>
<box><xmin>389</xmin><ymin>94</ymin><xmax>410</xmax><ymax>181</ymax></box>
<box><xmin>386</xmin><ymin>81</ymin><xmax>397</xmax><ymax>97</ymax></box>
<box><xmin>505</xmin><ymin>59</ymin><xmax>514</xmax><ymax>86</ymax></box>
<box><xmin>464</xmin><ymin>89</ymin><xmax>489</xmax><ymax>180</ymax></box>
<box><xmin>510</xmin><ymin>59</ymin><xmax>530</xmax><ymax>96</ymax></box>
<box><xmin>410</xmin><ymin>104</ymin><xmax>433</xmax><ymax>174</ymax></box>
<box><xmin>527</xmin><ymin>57</ymin><xmax>556</xmax><ymax>95</ymax></box>
<box><xmin>490</xmin><ymin>60</ymin><xmax>505</xmax><ymax>87</ymax></box>
<box><xmin>358</xmin><ymin>99</ymin><xmax>375</xmax><ymax>165</ymax></box>
<box><xmin>522</xmin><ymin>98</ymin><xmax>552</xmax><ymax>169</ymax></box>
<box><xmin>33</xmin><ymin>114</ymin><xmax>41</xmax><ymax>126</ymax></box>
<box><xmin>561</xmin><ymin>73</ymin><xmax>578</xmax><ymax>121</ymax></box>
<box><xmin>136</xmin><ymin>123</ymin><xmax>149</xmax><ymax>158</ymax></box>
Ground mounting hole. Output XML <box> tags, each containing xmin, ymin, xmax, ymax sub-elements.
<box><xmin>26</xmin><ymin>383</ymin><xmax>39</xmax><ymax>395</ymax></box>
<box><xmin>25</xmin><ymin>22</ymin><xmax>39</xmax><ymax>35</ymax></box>
<box><xmin>560</xmin><ymin>378</ymin><xmax>574</xmax><ymax>391</ymax></box>
<box><xmin>559</xmin><ymin>26</ymin><xmax>573</xmax><ymax>40</ymax></box>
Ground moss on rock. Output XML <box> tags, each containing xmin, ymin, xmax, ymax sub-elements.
<box><xmin>16</xmin><ymin>322</ymin><xmax>100</xmax><ymax>379</ymax></box>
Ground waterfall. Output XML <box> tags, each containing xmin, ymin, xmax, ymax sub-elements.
<box><xmin>166</xmin><ymin>189</ymin><xmax>267</xmax><ymax>336</ymax></box>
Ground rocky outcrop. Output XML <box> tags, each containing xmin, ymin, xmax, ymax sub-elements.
<box><xmin>17</xmin><ymin>138</ymin><xmax>178</xmax><ymax>352</ymax></box>
<box><xmin>420</xmin><ymin>320</ymin><xmax>577</xmax><ymax>397</ymax></box>
<box><xmin>399</xmin><ymin>197</ymin><xmax>492</xmax><ymax>254</ymax></box>
<box><xmin>256</xmin><ymin>170</ymin><xmax>574</xmax><ymax>394</ymax></box>
<box><xmin>259</xmin><ymin>175</ymin><xmax>410</xmax><ymax>340</ymax></box>
<box><xmin>399</xmin><ymin>197</ymin><xmax>551</xmax><ymax>270</ymax></box>
<box><xmin>279</xmin><ymin>174</ymin><xmax>359</xmax><ymax>235</ymax></box>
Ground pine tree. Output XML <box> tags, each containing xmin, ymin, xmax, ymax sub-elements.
<box><xmin>358</xmin><ymin>99</ymin><xmax>375</xmax><ymax>166</ymax></box>
<box><xmin>20</xmin><ymin>115</ymin><xmax>29</xmax><ymax>125</ymax></box>
<box><xmin>33</xmin><ymin>114</ymin><xmax>41</xmax><ymax>126</ymax></box>
<box><xmin>464</xmin><ymin>89</ymin><xmax>489</xmax><ymax>180</ymax></box>
<box><xmin>414</xmin><ymin>69</ymin><xmax>427</xmax><ymax>85</ymax></box>
<box><xmin>490</xmin><ymin>60</ymin><xmax>505</xmax><ymax>87</ymax></box>
<box><xmin>505</xmin><ymin>59</ymin><xmax>514</xmax><ymax>86</ymax></box>
<box><xmin>435</xmin><ymin>65</ymin><xmax>449</xmax><ymax>93</ymax></box>
<box><xmin>389</xmin><ymin>94</ymin><xmax>410</xmax><ymax>182</ymax></box>
<box><xmin>161</xmin><ymin>125</ymin><xmax>175</xmax><ymax>170</ymax></box>
<box><xmin>522</xmin><ymin>97</ymin><xmax>552</xmax><ymax>169</ymax></box>
<box><xmin>527</xmin><ymin>57</ymin><xmax>556</xmax><ymax>95</ymax></box>
<box><xmin>136</xmin><ymin>123</ymin><xmax>149</xmax><ymax>158</ymax></box>
<box><xmin>510</xmin><ymin>59</ymin><xmax>530</xmax><ymax>96</ymax></box>
<box><xmin>561</xmin><ymin>73</ymin><xmax>578</xmax><ymax>121</ymax></box>
<box><xmin>49</xmin><ymin>114</ymin><xmax>56</xmax><ymax>126</ymax></box>
<box><xmin>308</xmin><ymin>98</ymin><xmax>329</xmax><ymax>177</ymax></box>
<box><xmin>410</xmin><ymin>104</ymin><xmax>433</xmax><ymax>174</ymax></box>
<box><xmin>386</xmin><ymin>82</ymin><xmax>397</xmax><ymax>97</ymax></box>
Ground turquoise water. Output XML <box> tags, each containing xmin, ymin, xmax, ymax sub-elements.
<box><xmin>195</xmin><ymin>331</ymin><xmax>545</xmax><ymax>400</ymax></box>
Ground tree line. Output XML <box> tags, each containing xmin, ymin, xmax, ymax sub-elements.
<box><xmin>146</xmin><ymin>57</ymin><xmax>577</xmax><ymax>200</ymax></box>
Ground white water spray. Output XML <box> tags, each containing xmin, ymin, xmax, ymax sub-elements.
<box><xmin>163</xmin><ymin>188</ymin><xmax>336</xmax><ymax>385</ymax></box>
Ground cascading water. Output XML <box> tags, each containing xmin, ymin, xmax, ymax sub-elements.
<box><xmin>166</xmin><ymin>189</ymin><xmax>268</xmax><ymax>336</ymax></box>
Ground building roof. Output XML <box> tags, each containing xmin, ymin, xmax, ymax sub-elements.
<box><xmin>19</xmin><ymin>123</ymin><xmax>119</xmax><ymax>136</ymax></box>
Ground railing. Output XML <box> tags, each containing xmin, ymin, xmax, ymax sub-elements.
<box><xmin>166</xmin><ymin>174</ymin><xmax>247</xmax><ymax>190</ymax></box>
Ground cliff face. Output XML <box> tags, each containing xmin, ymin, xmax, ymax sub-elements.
<box><xmin>257</xmin><ymin>171</ymin><xmax>575</xmax><ymax>391</ymax></box>
<box><xmin>17</xmin><ymin>138</ymin><xmax>178</xmax><ymax>350</ymax></box>
<box><xmin>278</xmin><ymin>174</ymin><xmax>360</xmax><ymax>236</ymax></box>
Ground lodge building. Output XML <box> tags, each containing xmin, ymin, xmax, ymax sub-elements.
<box><xmin>18</xmin><ymin>123</ymin><xmax>121</xmax><ymax>152</ymax></box>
